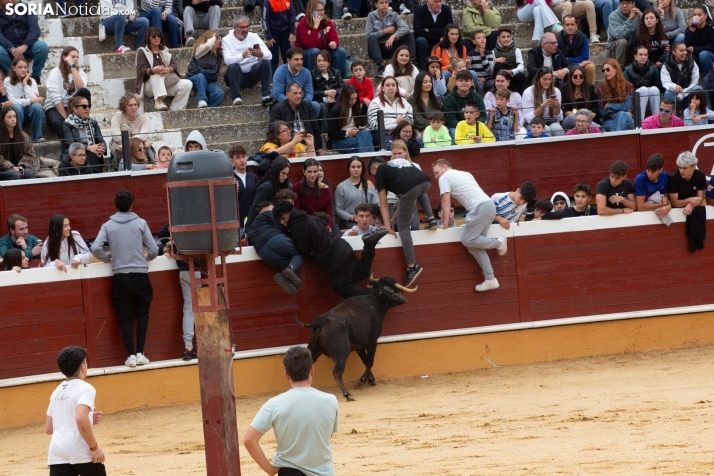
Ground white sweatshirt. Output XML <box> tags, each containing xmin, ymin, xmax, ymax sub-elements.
<box><xmin>4</xmin><ymin>77</ymin><xmax>40</xmax><ymax>108</ymax></box>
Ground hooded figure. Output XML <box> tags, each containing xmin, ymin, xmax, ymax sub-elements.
<box><xmin>550</xmin><ymin>191</ymin><xmax>571</xmax><ymax>209</ymax></box>
<box><xmin>184</xmin><ymin>130</ymin><xmax>207</xmax><ymax>151</ymax></box>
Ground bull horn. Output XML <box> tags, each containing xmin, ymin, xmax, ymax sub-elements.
<box><xmin>394</xmin><ymin>283</ymin><xmax>418</xmax><ymax>293</ymax></box>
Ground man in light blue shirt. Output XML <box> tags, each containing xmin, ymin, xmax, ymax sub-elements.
<box><xmin>244</xmin><ymin>346</ymin><xmax>339</xmax><ymax>476</ymax></box>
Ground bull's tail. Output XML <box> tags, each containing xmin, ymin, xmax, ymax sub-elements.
<box><xmin>292</xmin><ymin>317</ymin><xmax>320</xmax><ymax>328</ymax></box>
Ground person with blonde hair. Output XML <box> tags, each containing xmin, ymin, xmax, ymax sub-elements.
<box><xmin>119</xmin><ymin>137</ymin><xmax>156</xmax><ymax>170</ymax></box>
<box><xmin>187</xmin><ymin>30</ymin><xmax>225</xmax><ymax>109</ymax></box>
<box><xmin>597</xmin><ymin>58</ymin><xmax>635</xmax><ymax>132</ymax></box>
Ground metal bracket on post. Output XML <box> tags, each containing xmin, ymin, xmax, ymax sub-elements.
<box><xmin>377</xmin><ymin>109</ymin><xmax>386</xmax><ymax>151</ymax></box>
<box><xmin>121</xmin><ymin>130</ymin><xmax>131</xmax><ymax>172</ymax></box>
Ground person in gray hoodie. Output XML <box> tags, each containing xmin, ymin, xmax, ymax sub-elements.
<box><xmin>91</xmin><ymin>189</ymin><xmax>158</xmax><ymax>368</ymax></box>
<box><xmin>184</xmin><ymin>129</ymin><xmax>207</xmax><ymax>151</ymax></box>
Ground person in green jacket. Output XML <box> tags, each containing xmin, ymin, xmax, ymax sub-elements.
<box><xmin>462</xmin><ymin>0</ymin><xmax>502</xmax><ymax>51</ymax></box>
<box><xmin>0</xmin><ymin>213</ymin><xmax>41</xmax><ymax>261</ymax></box>
<box><xmin>423</xmin><ymin>111</ymin><xmax>453</xmax><ymax>147</ymax></box>
<box><xmin>443</xmin><ymin>70</ymin><xmax>487</xmax><ymax>134</ymax></box>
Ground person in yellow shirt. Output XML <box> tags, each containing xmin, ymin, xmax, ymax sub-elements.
<box><xmin>259</xmin><ymin>120</ymin><xmax>315</xmax><ymax>158</ymax></box>
<box><xmin>454</xmin><ymin>101</ymin><xmax>496</xmax><ymax>145</ymax></box>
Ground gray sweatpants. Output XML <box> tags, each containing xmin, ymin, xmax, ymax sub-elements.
<box><xmin>183</xmin><ymin>5</ymin><xmax>221</xmax><ymax>34</ymax></box>
<box><xmin>461</xmin><ymin>200</ymin><xmax>499</xmax><ymax>280</ymax></box>
<box><xmin>397</xmin><ymin>181</ymin><xmax>433</xmax><ymax>265</ymax></box>
<box><xmin>179</xmin><ymin>270</ymin><xmax>199</xmax><ymax>347</ymax></box>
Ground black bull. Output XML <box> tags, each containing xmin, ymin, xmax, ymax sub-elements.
<box><xmin>293</xmin><ymin>277</ymin><xmax>415</xmax><ymax>401</ymax></box>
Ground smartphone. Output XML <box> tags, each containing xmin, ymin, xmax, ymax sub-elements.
<box><xmin>550</xmin><ymin>94</ymin><xmax>557</xmax><ymax>99</ymax></box>
<box><xmin>253</xmin><ymin>43</ymin><xmax>259</xmax><ymax>49</ymax></box>
<box><xmin>312</xmin><ymin>10</ymin><xmax>318</xmax><ymax>17</ymax></box>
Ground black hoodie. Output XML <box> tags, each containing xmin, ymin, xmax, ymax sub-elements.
<box><xmin>286</xmin><ymin>209</ymin><xmax>352</xmax><ymax>270</ymax></box>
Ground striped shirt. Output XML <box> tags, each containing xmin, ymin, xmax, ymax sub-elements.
<box><xmin>467</xmin><ymin>49</ymin><xmax>495</xmax><ymax>79</ymax></box>
<box><xmin>492</xmin><ymin>192</ymin><xmax>526</xmax><ymax>223</ymax></box>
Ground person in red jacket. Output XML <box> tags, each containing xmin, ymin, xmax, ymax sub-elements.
<box><xmin>295</xmin><ymin>0</ymin><xmax>347</xmax><ymax>74</ymax></box>
<box><xmin>346</xmin><ymin>60</ymin><xmax>374</xmax><ymax>107</ymax></box>
<box><xmin>293</xmin><ymin>158</ymin><xmax>338</xmax><ymax>233</ymax></box>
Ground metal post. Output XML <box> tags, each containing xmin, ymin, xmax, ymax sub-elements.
<box><xmin>121</xmin><ymin>130</ymin><xmax>131</xmax><ymax>171</ymax></box>
<box><xmin>377</xmin><ymin>110</ymin><xmax>386</xmax><ymax>151</ymax></box>
<box><xmin>633</xmin><ymin>91</ymin><xmax>642</xmax><ymax>128</ymax></box>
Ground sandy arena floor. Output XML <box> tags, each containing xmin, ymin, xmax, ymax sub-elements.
<box><xmin>3</xmin><ymin>345</ymin><xmax>714</xmax><ymax>475</ymax></box>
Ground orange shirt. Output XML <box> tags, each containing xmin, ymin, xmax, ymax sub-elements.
<box><xmin>431</xmin><ymin>45</ymin><xmax>468</xmax><ymax>71</ymax></box>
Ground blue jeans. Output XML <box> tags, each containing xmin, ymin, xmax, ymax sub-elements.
<box><xmin>188</xmin><ymin>74</ymin><xmax>225</xmax><ymax>106</ymax></box>
<box><xmin>302</xmin><ymin>47</ymin><xmax>347</xmax><ymax>74</ymax></box>
<box><xmin>332</xmin><ymin>130</ymin><xmax>374</xmax><ymax>154</ymax></box>
<box><xmin>600</xmin><ymin>111</ymin><xmax>634</xmax><ymax>132</ymax></box>
<box><xmin>593</xmin><ymin>0</ymin><xmax>613</xmax><ymax>30</ymax></box>
<box><xmin>0</xmin><ymin>40</ymin><xmax>48</xmax><ymax>78</ymax></box>
<box><xmin>258</xmin><ymin>234</ymin><xmax>303</xmax><ymax>271</ymax></box>
<box><xmin>225</xmin><ymin>61</ymin><xmax>272</xmax><ymax>100</ymax></box>
<box><xmin>0</xmin><ymin>168</ymin><xmax>36</xmax><ymax>180</ymax></box>
<box><xmin>695</xmin><ymin>51</ymin><xmax>714</xmax><ymax>77</ymax></box>
<box><xmin>139</xmin><ymin>8</ymin><xmax>179</xmax><ymax>48</ymax></box>
<box><xmin>664</xmin><ymin>85</ymin><xmax>703</xmax><ymax>110</ymax></box>
<box><xmin>13</xmin><ymin>103</ymin><xmax>44</xmax><ymax>141</ymax></box>
<box><xmin>103</xmin><ymin>14</ymin><xmax>150</xmax><ymax>49</ymax></box>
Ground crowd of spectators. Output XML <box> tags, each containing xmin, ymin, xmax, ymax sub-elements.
<box><xmin>0</xmin><ymin>0</ymin><xmax>712</xmax><ymax>178</ymax></box>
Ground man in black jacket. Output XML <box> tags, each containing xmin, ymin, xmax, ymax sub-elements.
<box><xmin>527</xmin><ymin>32</ymin><xmax>573</xmax><ymax>86</ymax></box>
<box><xmin>413</xmin><ymin>0</ymin><xmax>454</xmax><ymax>69</ymax></box>
<box><xmin>274</xmin><ymin>200</ymin><xmax>389</xmax><ymax>299</ymax></box>
<box><xmin>270</xmin><ymin>82</ymin><xmax>325</xmax><ymax>154</ymax></box>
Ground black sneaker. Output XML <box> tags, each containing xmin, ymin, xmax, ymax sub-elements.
<box><xmin>362</xmin><ymin>228</ymin><xmax>389</xmax><ymax>247</ymax></box>
<box><xmin>376</xmin><ymin>63</ymin><xmax>385</xmax><ymax>76</ymax></box>
<box><xmin>404</xmin><ymin>264</ymin><xmax>423</xmax><ymax>287</ymax></box>
<box><xmin>281</xmin><ymin>266</ymin><xmax>303</xmax><ymax>289</ymax></box>
<box><xmin>274</xmin><ymin>272</ymin><xmax>298</xmax><ymax>294</ymax></box>
<box><xmin>261</xmin><ymin>95</ymin><xmax>275</xmax><ymax>107</ymax></box>
<box><xmin>182</xmin><ymin>348</ymin><xmax>197</xmax><ymax>361</ymax></box>
<box><xmin>426</xmin><ymin>217</ymin><xmax>439</xmax><ymax>229</ymax></box>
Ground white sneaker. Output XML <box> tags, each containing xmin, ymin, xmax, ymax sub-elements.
<box><xmin>296</xmin><ymin>13</ymin><xmax>305</xmax><ymax>21</ymax></box>
<box><xmin>135</xmin><ymin>353</ymin><xmax>150</xmax><ymax>365</ymax></box>
<box><xmin>125</xmin><ymin>355</ymin><xmax>137</xmax><ymax>367</ymax></box>
<box><xmin>552</xmin><ymin>23</ymin><xmax>563</xmax><ymax>33</ymax></box>
<box><xmin>399</xmin><ymin>4</ymin><xmax>411</xmax><ymax>14</ymax></box>
<box><xmin>496</xmin><ymin>236</ymin><xmax>507</xmax><ymax>256</ymax></box>
<box><xmin>341</xmin><ymin>8</ymin><xmax>352</xmax><ymax>19</ymax></box>
<box><xmin>475</xmin><ymin>278</ymin><xmax>500</xmax><ymax>292</ymax></box>
<box><xmin>154</xmin><ymin>97</ymin><xmax>169</xmax><ymax>111</ymax></box>
<box><xmin>115</xmin><ymin>45</ymin><xmax>130</xmax><ymax>53</ymax></box>
<box><xmin>232</xmin><ymin>97</ymin><xmax>243</xmax><ymax>106</ymax></box>
<box><xmin>590</xmin><ymin>34</ymin><xmax>600</xmax><ymax>44</ymax></box>
<box><xmin>197</xmin><ymin>99</ymin><xmax>208</xmax><ymax>108</ymax></box>
<box><xmin>185</xmin><ymin>36</ymin><xmax>195</xmax><ymax>47</ymax></box>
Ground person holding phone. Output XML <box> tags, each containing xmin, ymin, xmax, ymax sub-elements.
<box><xmin>522</xmin><ymin>66</ymin><xmax>565</xmax><ymax>136</ymax></box>
<box><xmin>46</xmin><ymin>346</ymin><xmax>106</xmax><ymax>476</ymax></box>
<box><xmin>684</xmin><ymin>5</ymin><xmax>714</xmax><ymax>77</ymax></box>
<box><xmin>294</xmin><ymin>0</ymin><xmax>347</xmax><ymax>73</ymax></box>
<box><xmin>328</xmin><ymin>84</ymin><xmax>373</xmax><ymax>154</ymax></box>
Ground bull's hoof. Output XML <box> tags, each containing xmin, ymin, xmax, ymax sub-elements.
<box><xmin>357</xmin><ymin>377</ymin><xmax>367</xmax><ymax>387</ymax></box>
<box><xmin>345</xmin><ymin>394</ymin><xmax>356</xmax><ymax>401</ymax></box>
<box><xmin>368</xmin><ymin>378</ymin><xmax>377</xmax><ymax>386</ymax></box>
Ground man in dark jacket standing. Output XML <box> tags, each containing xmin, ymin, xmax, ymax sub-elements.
<box><xmin>274</xmin><ymin>200</ymin><xmax>388</xmax><ymax>299</ymax></box>
<box><xmin>527</xmin><ymin>32</ymin><xmax>573</xmax><ymax>86</ymax></box>
<box><xmin>413</xmin><ymin>0</ymin><xmax>453</xmax><ymax>69</ymax></box>
<box><xmin>270</xmin><ymin>82</ymin><xmax>325</xmax><ymax>154</ymax></box>
<box><xmin>0</xmin><ymin>0</ymin><xmax>49</xmax><ymax>83</ymax></box>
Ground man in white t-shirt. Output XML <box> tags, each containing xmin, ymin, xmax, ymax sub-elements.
<box><xmin>432</xmin><ymin>159</ymin><xmax>507</xmax><ymax>292</ymax></box>
<box><xmin>244</xmin><ymin>346</ymin><xmax>339</xmax><ymax>476</ymax></box>
<box><xmin>46</xmin><ymin>346</ymin><xmax>106</xmax><ymax>476</ymax></box>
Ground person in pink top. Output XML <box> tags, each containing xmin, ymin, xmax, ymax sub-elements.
<box><xmin>565</xmin><ymin>108</ymin><xmax>602</xmax><ymax>135</ymax></box>
<box><xmin>641</xmin><ymin>97</ymin><xmax>685</xmax><ymax>129</ymax></box>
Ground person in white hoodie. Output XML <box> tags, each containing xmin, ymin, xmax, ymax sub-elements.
<box><xmin>550</xmin><ymin>191</ymin><xmax>570</xmax><ymax>211</ymax></box>
<box><xmin>367</xmin><ymin>76</ymin><xmax>414</xmax><ymax>141</ymax></box>
<box><xmin>44</xmin><ymin>46</ymin><xmax>88</xmax><ymax>139</ymax></box>
<box><xmin>91</xmin><ymin>190</ymin><xmax>158</xmax><ymax>368</ymax></box>
<box><xmin>40</xmin><ymin>214</ymin><xmax>93</xmax><ymax>271</ymax></box>
<box><xmin>100</xmin><ymin>0</ymin><xmax>150</xmax><ymax>53</ymax></box>
<box><xmin>4</xmin><ymin>56</ymin><xmax>44</xmax><ymax>142</ymax></box>
<box><xmin>221</xmin><ymin>15</ymin><xmax>273</xmax><ymax>106</ymax></box>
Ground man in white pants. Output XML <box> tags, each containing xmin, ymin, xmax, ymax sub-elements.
<box><xmin>432</xmin><ymin>158</ymin><xmax>507</xmax><ymax>292</ymax></box>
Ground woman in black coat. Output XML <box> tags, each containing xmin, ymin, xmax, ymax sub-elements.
<box><xmin>61</xmin><ymin>95</ymin><xmax>105</xmax><ymax>174</ymax></box>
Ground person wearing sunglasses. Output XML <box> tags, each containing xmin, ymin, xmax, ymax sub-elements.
<box><xmin>119</xmin><ymin>137</ymin><xmax>156</xmax><ymax>170</ymax></box>
<box><xmin>60</xmin><ymin>95</ymin><xmax>106</xmax><ymax>173</ymax></box>
<box><xmin>597</xmin><ymin>59</ymin><xmax>635</xmax><ymax>132</ymax></box>
<box><xmin>560</xmin><ymin>65</ymin><xmax>598</xmax><ymax>130</ymax></box>
<box><xmin>641</xmin><ymin>97</ymin><xmax>685</xmax><ymax>129</ymax></box>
